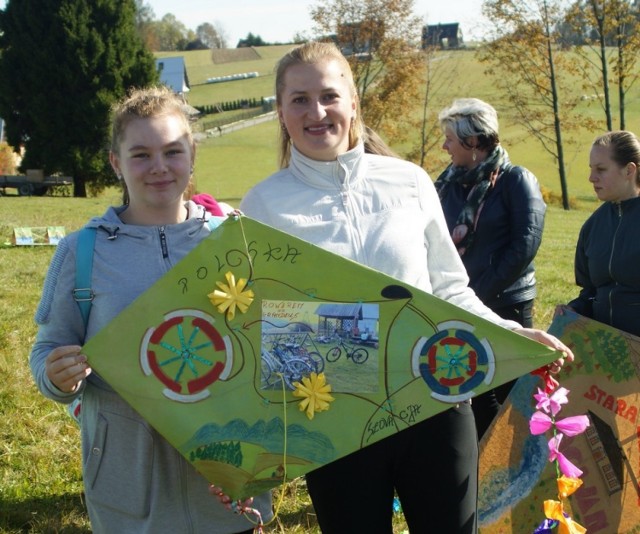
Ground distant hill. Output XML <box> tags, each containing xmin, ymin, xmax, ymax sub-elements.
<box><xmin>155</xmin><ymin>46</ymin><xmax>295</xmax><ymax>107</ymax></box>
<box><xmin>210</xmin><ymin>48</ymin><xmax>262</xmax><ymax>64</ymax></box>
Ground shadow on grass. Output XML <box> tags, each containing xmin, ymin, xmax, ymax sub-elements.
<box><xmin>1</xmin><ymin>492</ymin><xmax>319</xmax><ymax>534</ymax></box>
<box><xmin>0</xmin><ymin>492</ymin><xmax>90</xmax><ymax>534</ymax></box>
<box><xmin>265</xmin><ymin>501</ymin><xmax>319</xmax><ymax>533</ymax></box>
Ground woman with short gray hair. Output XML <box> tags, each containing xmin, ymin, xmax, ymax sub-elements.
<box><xmin>435</xmin><ymin>98</ymin><xmax>547</xmax><ymax>439</ymax></box>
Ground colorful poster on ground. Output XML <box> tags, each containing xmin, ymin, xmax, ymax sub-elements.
<box><xmin>479</xmin><ymin>306</ymin><xmax>640</xmax><ymax>534</ymax></box>
<box><xmin>83</xmin><ymin>216</ymin><xmax>560</xmax><ymax>500</ymax></box>
<box><xmin>12</xmin><ymin>226</ymin><xmax>65</xmax><ymax>245</ymax></box>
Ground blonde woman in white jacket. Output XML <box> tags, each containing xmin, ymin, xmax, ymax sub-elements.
<box><xmin>238</xmin><ymin>42</ymin><xmax>572</xmax><ymax>534</ymax></box>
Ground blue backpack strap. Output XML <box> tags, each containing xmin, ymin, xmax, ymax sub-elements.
<box><xmin>208</xmin><ymin>216</ymin><xmax>226</xmax><ymax>231</ymax></box>
<box><xmin>73</xmin><ymin>227</ymin><xmax>97</xmax><ymax>328</ymax></box>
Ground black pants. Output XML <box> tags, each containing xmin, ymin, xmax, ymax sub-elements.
<box><xmin>472</xmin><ymin>299</ymin><xmax>534</xmax><ymax>439</ymax></box>
<box><xmin>306</xmin><ymin>402</ymin><xmax>478</xmax><ymax>533</ymax></box>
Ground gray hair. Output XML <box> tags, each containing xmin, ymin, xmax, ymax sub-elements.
<box><xmin>438</xmin><ymin>98</ymin><xmax>500</xmax><ymax>150</ymax></box>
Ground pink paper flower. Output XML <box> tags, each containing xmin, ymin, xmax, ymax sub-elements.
<box><xmin>529</xmin><ymin>411</ymin><xmax>553</xmax><ymax>435</ymax></box>
<box><xmin>532</xmin><ymin>412</ymin><xmax>590</xmax><ymax>438</ymax></box>
<box><xmin>548</xmin><ymin>435</ymin><xmax>583</xmax><ymax>478</ymax></box>
<box><xmin>555</xmin><ymin>415</ymin><xmax>590</xmax><ymax>437</ymax></box>
<box><xmin>531</xmin><ymin>356</ymin><xmax>588</xmax><ymax>531</ymax></box>
<box><xmin>534</xmin><ymin>386</ymin><xmax>569</xmax><ymax>416</ymax></box>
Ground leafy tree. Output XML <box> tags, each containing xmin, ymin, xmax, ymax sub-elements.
<box><xmin>406</xmin><ymin>45</ymin><xmax>462</xmax><ymax>170</ymax></box>
<box><xmin>0</xmin><ymin>0</ymin><xmax>158</xmax><ymax>197</ymax></box>
<box><xmin>237</xmin><ymin>32</ymin><xmax>267</xmax><ymax>47</ymax></box>
<box><xmin>152</xmin><ymin>13</ymin><xmax>193</xmax><ymax>51</ymax></box>
<box><xmin>566</xmin><ymin>0</ymin><xmax>616</xmax><ymax>130</ymax></box>
<box><xmin>185</xmin><ymin>38</ymin><xmax>208</xmax><ymax>50</ymax></box>
<box><xmin>292</xmin><ymin>31</ymin><xmax>311</xmax><ymax>44</ymax></box>
<box><xmin>582</xmin><ymin>0</ymin><xmax>614</xmax><ymax>130</ymax></box>
<box><xmin>0</xmin><ymin>141</ymin><xmax>17</xmax><ymax>174</ymax></box>
<box><xmin>196</xmin><ymin>22</ymin><xmax>228</xmax><ymax>49</ymax></box>
<box><xmin>608</xmin><ymin>0</ymin><xmax>640</xmax><ymax>129</ymax></box>
<box><xmin>135</xmin><ymin>0</ymin><xmax>159</xmax><ymax>50</ymax></box>
<box><xmin>311</xmin><ymin>0</ymin><xmax>425</xmax><ymax>142</ymax></box>
<box><xmin>213</xmin><ymin>22</ymin><xmax>230</xmax><ymax>49</ymax></box>
<box><xmin>481</xmin><ymin>0</ymin><xmax>590</xmax><ymax>210</ymax></box>
<box><xmin>562</xmin><ymin>0</ymin><xmax>639</xmax><ymax>130</ymax></box>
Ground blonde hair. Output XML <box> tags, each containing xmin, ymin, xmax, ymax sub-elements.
<box><xmin>110</xmin><ymin>85</ymin><xmax>195</xmax><ymax>204</ymax></box>
<box><xmin>275</xmin><ymin>41</ymin><xmax>364</xmax><ymax>168</ymax></box>
<box><xmin>363</xmin><ymin>126</ymin><xmax>398</xmax><ymax>157</ymax></box>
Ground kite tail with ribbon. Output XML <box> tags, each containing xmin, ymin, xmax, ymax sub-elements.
<box><xmin>209</xmin><ymin>367</ymin><xmax>294</xmax><ymax>532</ymax></box>
<box><xmin>229</xmin><ymin>502</ymin><xmax>264</xmax><ymax>533</ymax></box>
<box><xmin>530</xmin><ymin>367</ymin><xmax>590</xmax><ymax>534</ymax></box>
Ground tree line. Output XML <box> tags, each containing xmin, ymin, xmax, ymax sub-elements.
<box><xmin>314</xmin><ymin>0</ymin><xmax>640</xmax><ymax>210</ymax></box>
<box><xmin>134</xmin><ymin>1</ymin><xmax>290</xmax><ymax>51</ymax></box>
<box><xmin>0</xmin><ymin>0</ymin><xmax>638</xmax><ymax>203</ymax></box>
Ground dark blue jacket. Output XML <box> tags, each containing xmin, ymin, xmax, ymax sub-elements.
<box><xmin>569</xmin><ymin>196</ymin><xmax>640</xmax><ymax>336</ymax></box>
<box><xmin>437</xmin><ymin>163</ymin><xmax>546</xmax><ymax>310</ymax></box>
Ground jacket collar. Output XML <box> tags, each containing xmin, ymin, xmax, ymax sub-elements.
<box><xmin>289</xmin><ymin>143</ymin><xmax>365</xmax><ymax>189</ymax></box>
<box><xmin>84</xmin><ymin>201</ymin><xmax>208</xmax><ymax>237</ymax></box>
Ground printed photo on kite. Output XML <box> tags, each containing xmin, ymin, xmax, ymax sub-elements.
<box><xmin>259</xmin><ymin>300</ymin><xmax>380</xmax><ymax>393</ymax></box>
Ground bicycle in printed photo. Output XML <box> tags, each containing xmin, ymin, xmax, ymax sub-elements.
<box><xmin>325</xmin><ymin>336</ymin><xmax>369</xmax><ymax>364</ymax></box>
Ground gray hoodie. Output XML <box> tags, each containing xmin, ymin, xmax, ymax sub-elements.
<box><xmin>30</xmin><ymin>202</ymin><xmax>272</xmax><ymax>534</ymax></box>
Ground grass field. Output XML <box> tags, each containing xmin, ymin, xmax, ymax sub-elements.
<box><xmin>0</xmin><ymin>43</ymin><xmax>629</xmax><ymax>533</ymax></box>
<box><xmin>180</xmin><ymin>45</ymin><xmax>639</xmax><ymax>204</ymax></box>
<box><xmin>0</xmin><ymin>195</ymin><xmax>591</xmax><ymax>533</ymax></box>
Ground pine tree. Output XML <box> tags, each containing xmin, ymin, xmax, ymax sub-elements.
<box><xmin>0</xmin><ymin>0</ymin><xmax>158</xmax><ymax>197</ymax></box>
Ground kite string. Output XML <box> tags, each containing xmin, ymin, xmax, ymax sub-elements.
<box><xmin>270</xmin><ymin>373</ymin><xmax>289</xmax><ymax>520</ymax></box>
<box><xmin>236</xmin><ymin>214</ymin><xmax>255</xmax><ymax>275</ymax></box>
<box><xmin>238</xmin><ymin>374</ymin><xmax>289</xmax><ymax>533</ymax></box>
<box><xmin>234</xmin><ymin>215</ymin><xmax>290</xmax><ymax>531</ymax></box>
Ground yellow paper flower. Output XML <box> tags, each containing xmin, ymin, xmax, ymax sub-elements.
<box><xmin>557</xmin><ymin>475</ymin><xmax>583</xmax><ymax>499</ymax></box>
<box><xmin>208</xmin><ymin>271</ymin><xmax>254</xmax><ymax>320</ymax></box>
<box><xmin>292</xmin><ymin>372</ymin><xmax>335</xmax><ymax>420</ymax></box>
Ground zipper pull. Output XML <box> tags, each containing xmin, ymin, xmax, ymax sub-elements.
<box><xmin>159</xmin><ymin>226</ymin><xmax>168</xmax><ymax>258</ymax></box>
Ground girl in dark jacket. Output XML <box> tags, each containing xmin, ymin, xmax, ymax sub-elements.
<box><xmin>435</xmin><ymin>98</ymin><xmax>547</xmax><ymax>438</ymax></box>
<box><xmin>569</xmin><ymin>130</ymin><xmax>640</xmax><ymax>337</ymax></box>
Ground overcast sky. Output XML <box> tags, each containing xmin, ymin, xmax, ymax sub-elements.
<box><xmin>146</xmin><ymin>0</ymin><xmax>489</xmax><ymax>46</ymax></box>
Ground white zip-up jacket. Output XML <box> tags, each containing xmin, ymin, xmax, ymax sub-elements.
<box><xmin>241</xmin><ymin>143</ymin><xmax>520</xmax><ymax>331</ymax></box>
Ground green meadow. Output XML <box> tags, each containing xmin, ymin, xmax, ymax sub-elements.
<box><xmin>0</xmin><ymin>44</ymin><xmax>633</xmax><ymax>532</ymax></box>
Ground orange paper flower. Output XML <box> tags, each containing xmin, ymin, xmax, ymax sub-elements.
<box><xmin>557</xmin><ymin>476</ymin><xmax>583</xmax><ymax>499</ymax></box>
<box><xmin>543</xmin><ymin>500</ymin><xmax>586</xmax><ymax>534</ymax></box>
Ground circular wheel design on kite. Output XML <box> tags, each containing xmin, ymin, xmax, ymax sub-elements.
<box><xmin>413</xmin><ymin>322</ymin><xmax>494</xmax><ymax>403</ymax></box>
<box><xmin>140</xmin><ymin>310</ymin><xmax>231</xmax><ymax>402</ymax></box>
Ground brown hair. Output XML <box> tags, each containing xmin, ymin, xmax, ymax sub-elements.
<box><xmin>275</xmin><ymin>41</ymin><xmax>364</xmax><ymax>168</ymax></box>
<box><xmin>110</xmin><ymin>85</ymin><xmax>195</xmax><ymax>204</ymax></box>
<box><xmin>592</xmin><ymin>130</ymin><xmax>640</xmax><ymax>186</ymax></box>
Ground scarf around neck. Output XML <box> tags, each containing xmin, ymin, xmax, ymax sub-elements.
<box><xmin>435</xmin><ymin>145</ymin><xmax>509</xmax><ymax>256</ymax></box>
